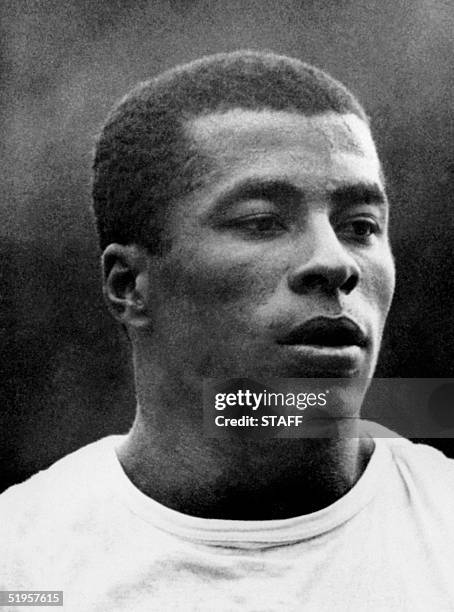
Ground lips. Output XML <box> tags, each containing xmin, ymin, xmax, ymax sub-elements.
<box><xmin>278</xmin><ymin>316</ymin><xmax>367</xmax><ymax>348</ymax></box>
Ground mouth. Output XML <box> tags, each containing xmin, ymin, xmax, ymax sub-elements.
<box><xmin>276</xmin><ymin>317</ymin><xmax>368</xmax><ymax>376</ymax></box>
<box><xmin>277</xmin><ymin>316</ymin><xmax>368</xmax><ymax>349</ymax></box>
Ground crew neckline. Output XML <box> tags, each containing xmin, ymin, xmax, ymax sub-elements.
<box><xmin>96</xmin><ymin>434</ymin><xmax>392</xmax><ymax>547</ymax></box>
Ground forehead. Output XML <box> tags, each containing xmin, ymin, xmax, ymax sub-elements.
<box><xmin>185</xmin><ymin>109</ymin><xmax>382</xmax><ymax>190</ymax></box>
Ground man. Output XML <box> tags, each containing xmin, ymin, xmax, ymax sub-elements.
<box><xmin>1</xmin><ymin>51</ymin><xmax>454</xmax><ymax>611</ymax></box>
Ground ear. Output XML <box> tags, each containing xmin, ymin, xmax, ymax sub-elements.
<box><xmin>102</xmin><ymin>244</ymin><xmax>151</xmax><ymax>329</ymax></box>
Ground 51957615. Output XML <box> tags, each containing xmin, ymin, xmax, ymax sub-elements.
<box><xmin>0</xmin><ymin>591</ymin><xmax>63</xmax><ymax>606</ymax></box>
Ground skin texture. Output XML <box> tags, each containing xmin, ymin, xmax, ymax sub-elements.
<box><xmin>104</xmin><ymin>110</ymin><xmax>395</xmax><ymax>519</ymax></box>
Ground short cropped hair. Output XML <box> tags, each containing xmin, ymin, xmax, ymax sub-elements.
<box><xmin>92</xmin><ymin>50</ymin><xmax>368</xmax><ymax>254</ymax></box>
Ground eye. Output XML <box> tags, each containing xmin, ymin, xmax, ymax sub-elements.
<box><xmin>339</xmin><ymin>217</ymin><xmax>381</xmax><ymax>243</ymax></box>
<box><xmin>351</xmin><ymin>219</ymin><xmax>378</xmax><ymax>236</ymax></box>
<box><xmin>227</xmin><ymin>214</ymin><xmax>286</xmax><ymax>237</ymax></box>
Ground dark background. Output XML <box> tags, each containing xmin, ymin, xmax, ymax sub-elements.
<box><xmin>1</xmin><ymin>0</ymin><xmax>453</xmax><ymax>493</ymax></box>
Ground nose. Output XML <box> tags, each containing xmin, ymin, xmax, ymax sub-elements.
<box><xmin>287</xmin><ymin>218</ymin><xmax>361</xmax><ymax>296</ymax></box>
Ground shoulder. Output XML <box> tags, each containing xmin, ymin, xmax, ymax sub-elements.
<box><xmin>0</xmin><ymin>436</ymin><xmax>125</xmax><ymax>580</ymax></box>
<box><xmin>0</xmin><ymin>435</ymin><xmax>126</xmax><ymax>586</ymax></box>
<box><xmin>0</xmin><ymin>435</ymin><xmax>124</xmax><ymax>515</ymax></box>
<box><xmin>385</xmin><ymin>436</ymin><xmax>454</xmax><ymax>474</ymax></box>
<box><xmin>380</xmin><ymin>436</ymin><xmax>454</xmax><ymax>512</ymax></box>
<box><xmin>363</xmin><ymin>421</ymin><xmax>454</xmax><ymax>483</ymax></box>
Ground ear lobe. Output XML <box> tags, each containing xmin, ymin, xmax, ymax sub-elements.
<box><xmin>102</xmin><ymin>244</ymin><xmax>151</xmax><ymax>328</ymax></box>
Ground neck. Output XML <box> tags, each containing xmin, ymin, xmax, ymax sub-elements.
<box><xmin>117</xmin><ymin>366</ymin><xmax>374</xmax><ymax>519</ymax></box>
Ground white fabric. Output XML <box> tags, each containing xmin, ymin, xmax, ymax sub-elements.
<box><xmin>1</xmin><ymin>434</ymin><xmax>454</xmax><ymax>611</ymax></box>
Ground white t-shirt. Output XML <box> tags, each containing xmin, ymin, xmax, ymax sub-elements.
<box><xmin>1</xmin><ymin>434</ymin><xmax>454</xmax><ymax>611</ymax></box>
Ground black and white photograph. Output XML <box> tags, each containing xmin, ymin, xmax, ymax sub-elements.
<box><xmin>1</xmin><ymin>1</ymin><xmax>454</xmax><ymax>610</ymax></box>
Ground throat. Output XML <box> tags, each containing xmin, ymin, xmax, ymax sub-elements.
<box><xmin>117</xmin><ymin>428</ymin><xmax>374</xmax><ymax>520</ymax></box>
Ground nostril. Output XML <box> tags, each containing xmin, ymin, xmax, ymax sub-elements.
<box><xmin>342</xmin><ymin>274</ymin><xmax>359</xmax><ymax>295</ymax></box>
<box><xmin>289</xmin><ymin>270</ymin><xmax>359</xmax><ymax>295</ymax></box>
<box><xmin>302</xmin><ymin>274</ymin><xmax>327</xmax><ymax>291</ymax></box>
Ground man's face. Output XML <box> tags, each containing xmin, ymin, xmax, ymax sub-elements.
<box><xmin>143</xmin><ymin>110</ymin><xmax>395</xmax><ymax>388</ymax></box>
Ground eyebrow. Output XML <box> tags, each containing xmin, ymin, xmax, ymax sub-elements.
<box><xmin>212</xmin><ymin>178</ymin><xmax>301</xmax><ymax>214</ymax></box>
<box><xmin>209</xmin><ymin>177</ymin><xmax>387</xmax><ymax>218</ymax></box>
<box><xmin>330</xmin><ymin>183</ymin><xmax>387</xmax><ymax>207</ymax></box>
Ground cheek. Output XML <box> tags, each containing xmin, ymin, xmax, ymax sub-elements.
<box><xmin>159</xmin><ymin>242</ymin><xmax>285</xmax><ymax>307</ymax></box>
<box><xmin>363</xmin><ymin>248</ymin><xmax>396</xmax><ymax>320</ymax></box>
